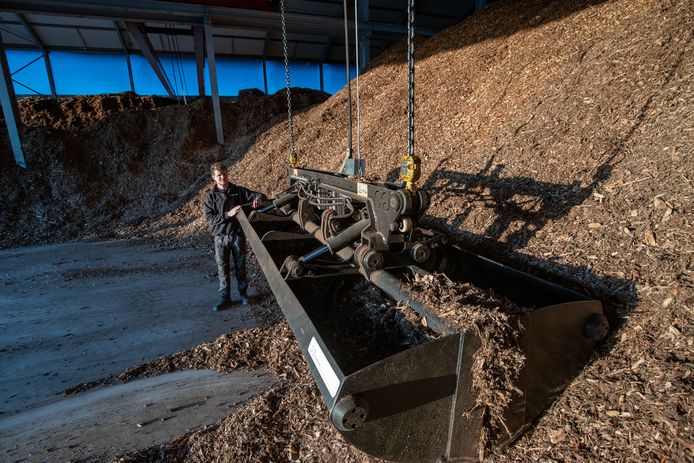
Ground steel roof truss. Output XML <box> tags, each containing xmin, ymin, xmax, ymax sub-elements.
<box><xmin>16</xmin><ymin>13</ymin><xmax>55</xmax><ymax>96</ymax></box>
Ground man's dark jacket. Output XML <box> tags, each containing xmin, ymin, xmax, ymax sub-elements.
<box><xmin>204</xmin><ymin>183</ymin><xmax>261</xmax><ymax>236</ymax></box>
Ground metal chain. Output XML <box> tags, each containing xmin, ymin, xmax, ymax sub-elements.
<box><xmin>354</xmin><ymin>0</ymin><xmax>361</xmax><ymax>167</ymax></box>
<box><xmin>280</xmin><ymin>0</ymin><xmax>295</xmax><ymax>155</ymax></box>
<box><xmin>342</xmin><ymin>0</ymin><xmax>353</xmax><ymax>158</ymax></box>
<box><xmin>407</xmin><ymin>0</ymin><xmax>415</xmax><ymax>157</ymax></box>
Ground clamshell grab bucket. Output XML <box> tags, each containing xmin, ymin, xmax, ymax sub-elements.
<box><xmin>238</xmin><ymin>208</ymin><xmax>607</xmax><ymax>462</ymax></box>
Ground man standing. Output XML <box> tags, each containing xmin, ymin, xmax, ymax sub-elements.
<box><xmin>204</xmin><ymin>162</ymin><xmax>264</xmax><ymax>311</ymax></box>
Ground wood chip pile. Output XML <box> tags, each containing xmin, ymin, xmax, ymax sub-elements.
<box><xmin>0</xmin><ymin>89</ymin><xmax>328</xmax><ymax>248</ymax></box>
<box><xmin>2</xmin><ymin>0</ymin><xmax>692</xmax><ymax>461</ymax></box>
<box><xmin>211</xmin><ymin>1</ymin><xmax>693</xmax><ymax>458</ymax></box>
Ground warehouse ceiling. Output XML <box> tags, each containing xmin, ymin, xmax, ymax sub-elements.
<box><xmin>0</xmin><ymin>0</ymin><xmax>481</xmax><ymax>63</ymax></box>
<box><xmin>0</xmin><ymin>0</ymin><xmax>487</xmax><ymax>167</ymax></box>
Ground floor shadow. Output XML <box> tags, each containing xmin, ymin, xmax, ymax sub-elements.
<box><xmin>385</xmin><ymin>153</ymin><xmax>611</xmax><ymax>252</ymax></box>
<box><xmin>410</xmin><ymin>164</ymin><xmax>639</xmax><ymax>450</ymax></box>
<box><xmin>386</xmin><ymin>152</ymin><xmax>638</xmax><ymax>402</ymax></box>
<box><xmin>424</xmin><ymin>156</ymin><xmax>611</xmax><ymax>251</ymax></box>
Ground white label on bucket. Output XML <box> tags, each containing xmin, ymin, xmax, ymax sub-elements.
<box><xmin>357</xmin><ymin>182</ymin><xmax>368</xmax><ymax>198</ymax></box>
<box><xmin>308</xmin><ymin>337</ymin><xmax>339</xmax><ymax>397</ymax></box>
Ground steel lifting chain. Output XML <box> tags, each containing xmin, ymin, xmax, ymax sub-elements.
<box><xmin>280</xmin><ymin>0</ymin><xmax>297</xmax><ymax>167</ymax></box>
<box><xmin>407</xmin><ymin>0</ymin><xmax>415</xmax><ymax>157</ymax></box>
<box><xmin>400</xmin><ymin>0</ymin><xmax>421</xmax><ymax>193</ymax></box>
<box><xmin>342</xmin><ymin>0</ymin><xmax>353</xmax><ymax>158</ymax></box>
<box><xmin>354</xmin><ymin>0</ymin><xmax>362</xmax><ymax>167</ymax></box>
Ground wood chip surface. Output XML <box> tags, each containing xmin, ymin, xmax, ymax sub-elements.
<box><xmin>2</xmin><ymin>0</ymin><xmax>692</xmax><ymax>461</ymax></box>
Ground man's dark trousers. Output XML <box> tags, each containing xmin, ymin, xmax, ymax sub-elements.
<box><xmin>214</xmin><ymin>233</ymin><xmax>247</xmax><ymax>299</ymax></box>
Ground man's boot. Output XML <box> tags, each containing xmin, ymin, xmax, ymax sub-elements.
<box><xmin>213</xmin><ymin>291</ymin><xmax>230</xmax><ymax>312</ymax></box>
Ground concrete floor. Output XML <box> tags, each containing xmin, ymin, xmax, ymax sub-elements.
<box><xmin>0</xmin><ymin>240</ymin><xmax>270</xmax><ymax>461</ymax></box>
<box><xmin>1</xmin><ymin>369</ymin><xmax>275</xmax><ymax>462</ymax></box>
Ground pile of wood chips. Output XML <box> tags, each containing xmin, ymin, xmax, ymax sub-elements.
<box><xmin>0</xmin><ymin>89</ymin><xmax>327</xmax><ymax>249</ymax></box>
<box><xmin>115</xmin><ymin>0</ymin><xmax>694</xmax><ymax>457</ymax></box>
<box><xmin>3</xmin><ymin>0</ymin><xmax>692</xmax><ymax>461</ymax></box>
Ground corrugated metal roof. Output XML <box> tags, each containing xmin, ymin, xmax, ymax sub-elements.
<box><xmin>0</xmin><ymin>0</ymin><xmax>479</xmax><ymax>63</ymax></box>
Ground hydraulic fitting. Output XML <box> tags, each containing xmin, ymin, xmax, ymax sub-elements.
<box><xmin>584</xmin><ymin>313</ymin><xmax>609</xmax><ymax>341</ymax></box>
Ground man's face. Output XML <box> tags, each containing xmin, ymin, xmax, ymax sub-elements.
<box><xmin>212</xmin><ymin>168</ymin><xmax>229</xmax><ymax>189</ymax></box>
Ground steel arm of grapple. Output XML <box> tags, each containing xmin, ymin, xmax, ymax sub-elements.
<box><xmin>238</xmin><ymin>207</ymin><xmax>608</xmax><ymax>462</ymax></box>
<box><xmin>239</xmin><ymin>163</ymin><xmax>610</xmax><ymax>462</ymax></box>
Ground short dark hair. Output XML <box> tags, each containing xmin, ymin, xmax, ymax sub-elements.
<box><xmin>210</xmin><ymin>162</ymin><xmax>227</xmax><ymax>176</ymax></box>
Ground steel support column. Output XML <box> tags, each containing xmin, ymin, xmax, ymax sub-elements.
<box><xmin>125</xmin><ymin>21</ymin><xmax>175</xmax><ymax>96</ymax></box>
<box><xmin>113</xmin><ymin>20</ymin><xmax>134</xmax><ymax>92</ymax></box>
<box><xmin>204</xmin><ymin>16</ymin><xmax>224</xmax><ymax>145</ymax></box>
<box><xmin>16</xmin><ymin>13</ymin><xmax>56</xmax><ymax>97</ymax></box>
<box><xmin>320</xmin><ymin>37</ymin><xmax>333</xmax><ymax>92</ymax></box>
<box><xmin>262</xmin><ymin>59</ymin><xmax>268</xmax><ymax>94</ymax></box>
<box><xmin>192</xmin><ymin>25</ymin><xmax>205</xmax><ymax>96</ymax></box>
<box><xmin>0</xmin><ymin>35</ymin><xmax>26</xmax><ymax>168</ymax></box>
<box><xmin>262</xmin><ymin>31</ymin><xmax>268</xmax><ymax>95</ymax></box>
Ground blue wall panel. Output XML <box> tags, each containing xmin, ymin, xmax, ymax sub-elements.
<box><xmin>266</xmin><ymin>60</ymin><xmax>321</xmax><ymax>94</ymax></box>
<box><xmin>159</xmin><ymin>55</ymin><xmax>198</xmax><ymax>96</ymax></box>
<box><xmin>131</xmin><ymin>54</ymin><xmax>166</xmax><ymax>95</ymax></box>
<box><xmin>206</xmin><ymin>58</ymin><xmax>264</xmax><ymax>96</ymax></box>
<box><xmin>323</xmin><ymin>63</ymin><xmax>356</xmax><ymax>94</ymax></box>
<box><xmin>7</xmin><ymin>49</ymin><xmax>352</xmax><ymax>96</ymax></box>
<box><xmin>133</xmin><ymin>54</ymin><xmax>197</xmax><ymax>96</ymax></box>
<box><xmin>6</xmin><ymin>50</ymin><xmax>50</xmax><ymax>95</ymax></box>
<box><xmin>51</xmin><ymin>52</ymin><xmax>130</xmax><ymax>95</ymax></box>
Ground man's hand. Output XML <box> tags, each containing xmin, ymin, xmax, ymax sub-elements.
<box><xmin>252</xmin><ymin>196</ymin><xmax>261</xmax><ymax>209</ymax></box>
<box><xmin>226</xmin><ymin>205</ymin><xmax>242</xmax><ymax>218</ymax></box>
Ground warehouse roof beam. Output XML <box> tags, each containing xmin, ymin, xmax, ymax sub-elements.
<box><xmin>0</xmin><ymin>1</ymin><xmax>440</xmax><ymax>36</ymax></box>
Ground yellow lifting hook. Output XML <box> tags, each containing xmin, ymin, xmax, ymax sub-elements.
<box><xmin>400</xmin><ymin>153</ymin><xmax>421</xmax><ymax>193</ymax></box>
